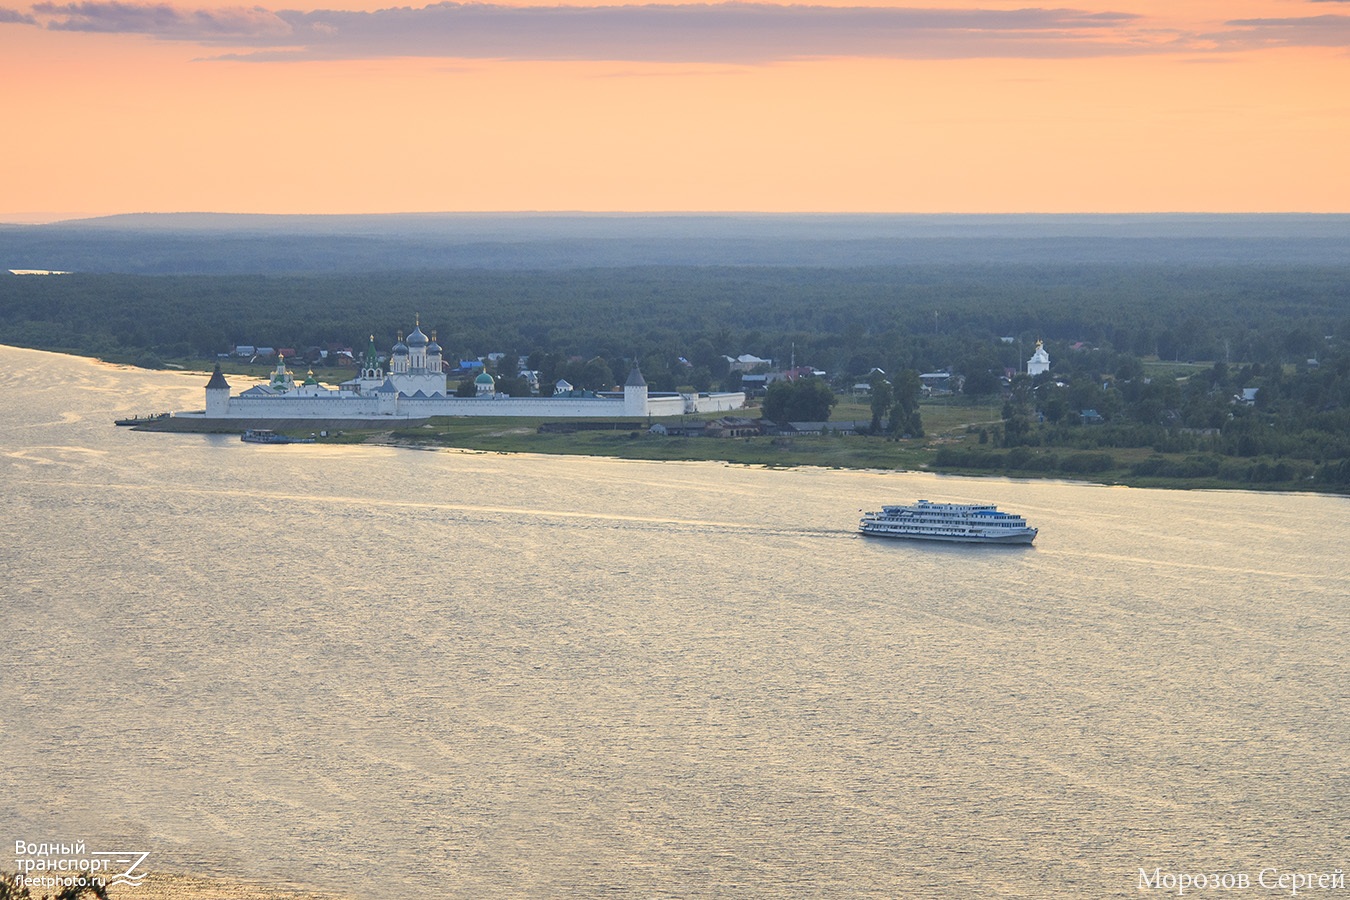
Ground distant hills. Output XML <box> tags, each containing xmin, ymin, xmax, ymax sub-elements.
<box><xmin>3</xmin><ymin>213</ymin><xmax>1349</xmax><ymax>275</ymax></box>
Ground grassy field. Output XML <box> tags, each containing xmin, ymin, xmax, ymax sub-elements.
<box><xmin>363</xmin><ymin>397</ymin><xmax>1000</xmax><ymax>471</ymax></box>
<box><xmin>356</xmin><ymin>398</ymin><xmax>1122</xmax><ymax>485</ymax></box>
<box><xmin>330</xmin><ymin>396</ymin><xmax>1331</xmax><ymax>493</ymax></box>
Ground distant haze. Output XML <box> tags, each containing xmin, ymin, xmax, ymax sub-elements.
<box><xmin>3</xmin><ymin>213</ymin><xmax>1349</xmax><ymax>274</ymax></box>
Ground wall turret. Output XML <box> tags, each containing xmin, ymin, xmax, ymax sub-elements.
<box><xmin>376</xmin><ymin>377</ymin><xmax>400</xmax><ymax>415</ymax></box>
<box><xmin>205</xmin><ymin>364</ymin><xmax>231</xmax><ymax>416</ymax></box>
<box><xmin>623</xmin><ymin>364</ymin><xmax>648</xmax><ymax>416</ymax></box>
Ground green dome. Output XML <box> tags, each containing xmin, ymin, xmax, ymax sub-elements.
<box><xmin>475</xmin><ymin>371</ymin><xmax>495</xmax><ymax>385</ymax></box>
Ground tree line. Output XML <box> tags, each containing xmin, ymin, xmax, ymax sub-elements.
<box><xmin>2</xmin><ymin>265</ymin><xmax>1346</xmax><ymax>384</ymax></box>
<box><xmin>946</xmin><ymin>348</ymin><xmax>1350</xmax><ymax>487</ymax></box>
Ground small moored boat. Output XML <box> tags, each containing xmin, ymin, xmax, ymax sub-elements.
<box><xmin>241</xmin><ymin>428</ymin><xmax>314</xmax><ymax>444</ymax></box>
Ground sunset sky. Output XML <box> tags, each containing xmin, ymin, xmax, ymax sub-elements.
<box><xmin>2</xmin><ymin>0</ymin><xmax>1347</xmax><ymax>219</ymax></box>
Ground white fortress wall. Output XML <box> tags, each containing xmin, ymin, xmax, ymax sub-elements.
<box><xmin>208</xmin><ymin>395</ymin><xmax>383</xmax><ymax>417</ymax></box>
<box><xmin>688</xmin><ymin>392</ymin><xmax>747</xmax><ymax>413</ymax></box>
<box><xmin>399</xmin><ymin>396</ymin><xmax>634</xmax><ymax>417</ymax></box>
<box><xmin>647</xmin><ymin>395</ymin><xmax>687</xmax><ymax>417</ymax></box>
<box><xmin>198</xmin><ymin>390</ymin><xmax>747</xmax><ymax>419</ymax></box>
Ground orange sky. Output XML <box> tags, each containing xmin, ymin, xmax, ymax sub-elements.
<box><xmin>1</xmin><ymin>0</ymin><xmax>1347</xmax><ymax>218</ymax></box>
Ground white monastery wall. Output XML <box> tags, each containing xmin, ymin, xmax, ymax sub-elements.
<box><xmin>198</xmin><ymin>389</ymin><xmax>747</xmax><ymax>420</ymax></box>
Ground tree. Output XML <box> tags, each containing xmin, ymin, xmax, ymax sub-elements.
<box><xmin>637</xmin><ymin>354</ymin><xmax>676</xmax><ymax>392</ymax></box>
<box><xmin>955</xmin><ymin>344</ymin><xmax>1001</xmax><ymax>397</ymax></box>
<box><xmin>888</xmin><ymin>369</ymin><xmax>924</xmax><ymax>438</ymax></box>
<box><xmin>576</xmin><ymin>356</ymin><xmax>614</xmax><ymax>392</ymax></box>
<box><xmin>962</xmin><ymin>366</ymin><xmax>1000</xmax><ymax>397</ymax></box>
<box><xmin>1</xmin><ymin>872</ymin><xmax>27</xmax><ymax>900</ymax></box>
<box><xmin>687</xmin><ymin>366</ymin><xmax>713</xmax><ymax>393</ymax></box>
<box><xmin>1</xmin><ymin>870</ymin><xmax>109</xmax><ymax>900</ymax></box>
<box><xmin>1002</xmin><ymin>373</ymin><xmax>1033</xmax><ymax>446</ymax></box>
<box><xmin>1044</xmin><ymin>392</ymin><xmax>1068</xmax><ymax>424</ymax></box>
<box><xmin>868</xmin><ymin>372</ymin><xmax>893</xmax><ymax>434</ymax></box>
<box><xmin>495</xmin><ymin>374</ymin><xmax>533</xmax><ymax>397</ymax></box>
<box><xmin>762</xmin><ymin>377</ymin><xmax>836</xmax><ymax>423</ymax></box>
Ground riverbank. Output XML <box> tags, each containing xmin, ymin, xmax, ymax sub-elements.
<box><xmin>369</xmin><ymin>411</ymin><xmax>1346</xmax><ymax>494</ymax></box>
<box><xmin>127</xmin><ymin>392</ymin><xmax>1346</xmax><ymax>494</ymax></box>
<box><xmin>133</xmin><ymin>416</ymin><xmax>430</xmax><ymax>434</ymax></box>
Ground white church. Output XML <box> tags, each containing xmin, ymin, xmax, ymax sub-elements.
<box><xmin>183</xmin><ymin>320</ymin><xmax>746</xmax><ymax>422</ymax></box>
<box><xmin>1026</xmin><ymin>340</ymin><xmax>1051</xmax><ymax>376</ymax></box>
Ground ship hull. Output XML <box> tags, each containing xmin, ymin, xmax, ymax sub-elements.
<box><xmin>859</xmin><ymin>527</ymin><xmax>1036</xmax><ymax>545</ymax></box>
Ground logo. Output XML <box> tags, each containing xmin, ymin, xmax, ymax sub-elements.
<box><xmin>12</xmin><ymin>841</ymin><xmax>150</xmax><ymax>891</ymax></box>
<box><xmin>90</xmin><ymin>851</ymin><xmax>150</xmax><ymax>888</ymax></box>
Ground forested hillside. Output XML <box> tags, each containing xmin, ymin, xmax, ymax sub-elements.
<box><xmin>3</xmin><ymin>265</ymin><xmax>1346</xmax><ymax>382</ymax></box>
<box><xmin>4</xmin><ymin>213</ymin><xmax>1349</xmax><ymax>274</ymax></box>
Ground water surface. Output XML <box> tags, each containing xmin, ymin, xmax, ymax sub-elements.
<box><xmin>1</xmin><ymin>346</ymin><xmax>1344</xmax><ymax>898</ymax></box>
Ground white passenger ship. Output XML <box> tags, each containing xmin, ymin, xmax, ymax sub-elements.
<box><xmin>859</xmin><ymin>500</ymin><xmax>1038</xmax><ymax>545</ymax></box>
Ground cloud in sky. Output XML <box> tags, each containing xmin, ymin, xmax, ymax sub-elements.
<box><xmin>1216</xmin><ymin>14</ymin><xmax>1350</xmax><ymax>49</ymax></box>
<box><xmin>31</xmin><ymin>1</ymin><xmax>290</xmax><ymax>37</ymax></box>
<box><xmin>6</xmin><ymin>2</ymin><xmax>1159</xmax><ymax>61</ymax></box>
<box><xmin>6</xmin><ymin>1</ymin><xmax>1349</xmax><ymax>63</ymax></box>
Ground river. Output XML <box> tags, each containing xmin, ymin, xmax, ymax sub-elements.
<box><xmin>1</xmin><ymin>345</ymin><xmax>1344</xmax><ymax>898</ymax></box>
